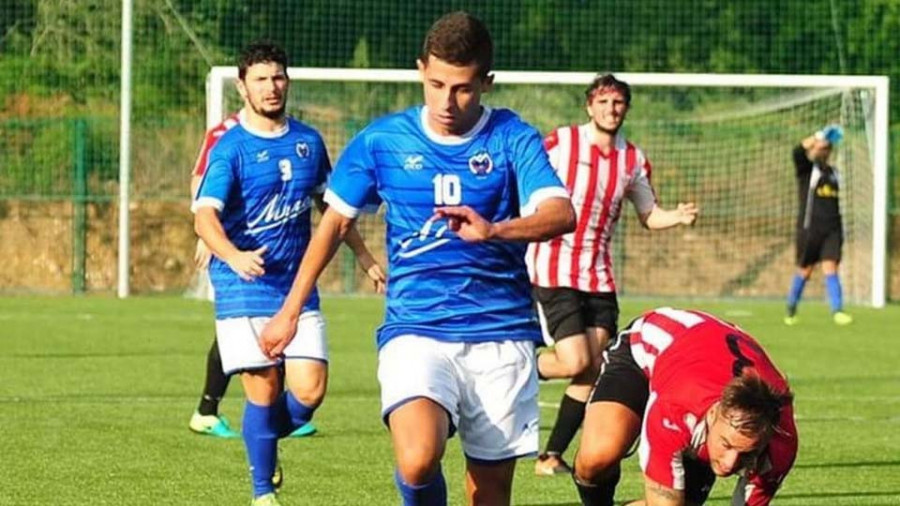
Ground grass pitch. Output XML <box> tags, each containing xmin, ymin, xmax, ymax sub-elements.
<box><xmin>0</xmin><ymin>295</ymin><xmax>898</xmax><ymax>505</ymax></box>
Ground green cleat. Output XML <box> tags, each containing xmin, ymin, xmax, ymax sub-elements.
<box><xmin>833</xmin><ymin>311</ymin><xmax>853</xmax><ymax>325</ymax></box>
<box><xmin>271</xmin><ymin>460</ymin><xmax>283</xmax><ymax>490</ymax></box>
<box><xmin>189</xmin><ymin>412</ymin><xmax>240</xmax><ymax>439</ymax></box>
<box><xmin>783</xmin><ymin>315</ymin><xmax>799</xmax><ymax>326</ymax></box>
<box><xmin>250</xmin><ymin>493</ymin><xmax>281</xmax><ymax>506</ymax></box>
<box><xmin>287</xmin><ymin>422</ymin><xmax>317</xmax><ymax>438</ymax></box>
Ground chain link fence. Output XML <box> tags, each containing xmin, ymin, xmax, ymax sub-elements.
<box><xmin>1</xmin><ymin>0</ymin><xmax>898</xmax><ymax>298</ymax></box>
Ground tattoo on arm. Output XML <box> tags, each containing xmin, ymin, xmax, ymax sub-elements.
<box><xmin>645</xmin><ymin>477</ymin><xmax>685</xmax><ymax>506</ymax></box>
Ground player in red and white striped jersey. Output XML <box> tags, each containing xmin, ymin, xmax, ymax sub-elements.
<box><xmin>573</xmin><ymin>307</ymin><xmax>797</xmax><ymax>506</ymax></box>
<box><xmin>529</xmin><ymin>74</ymin><xmax>698</xmax><ymax>476</ymax></box>
<box><xmin>187</xmin><ymin>111</ymin><xmax>246</xmax><ymax>438</ymax></box>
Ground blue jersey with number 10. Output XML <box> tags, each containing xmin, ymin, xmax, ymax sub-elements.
<box><xmin>325</xmin><ymin>106</ymin><xmax>567</xmax><ymax>349</ymax></box>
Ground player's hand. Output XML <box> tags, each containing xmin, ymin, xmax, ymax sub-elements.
<box><xmin>355</xmin><ymin>254</ymin><xmax>387</xmax><ymax>294</ymax></box>
<box><xmin>194</xmin><ymin>238</ymin><xmax>212</xmax><ymax>269</ymax></box>
<box><xmin>224</xmin><ymin>245</ymin><xmax>268</xmax><ymax>281</ymax></box>
<box><xmin>260</xmin><ymin>310</ymin><xmax>298</xmax><ymax>360</ymax></box>
<box><xmin>676</xmin><ymin>202</ymin><xmax>699</xmax><ymax>226</ymax></box>
<box><xmin>366</xmin><ymin>263</ymin><xmax>387</xmax><ymax>294</ymax></box>
<box><xmin>432</xmin><ymin>206</ymin><xmax>494</xmax><ymax>242</ymax></box>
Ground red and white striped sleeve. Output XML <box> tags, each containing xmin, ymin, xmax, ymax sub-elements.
<box><xmin>543</xmin><ymin>129</ymin><xmax>562</xmax><ymax>169</ymax></box>
<box><xmin>191</xmin><ymin>114</ymin><xmax>240</xmax><ymax>178</ymax></box>
<box><xmin>625</xmin><ymin>144</ymin><xmax>657</xmax><ymax>216</ymax></box>
<box><xmin>639</xmin><ymin>393</ymin><xmax>692</xmax><ymax>491</ymax></box>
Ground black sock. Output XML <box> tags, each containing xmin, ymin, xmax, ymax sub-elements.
<box><xmin>545</xmin><ymin>394</ymin><xmax>586</xmax><ymax>456</ymax></box>
<box><xmin>197</xmin><ymin>337</ymin><xmax>230</xmax><ymax>416</ymax></box>
<box><xmin>573</xmin><ymin>463</ymin><xmax>620</xmax><ymax>506</ymax></box>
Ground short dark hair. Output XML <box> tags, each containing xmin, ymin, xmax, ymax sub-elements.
<box><xmin>719</xmin><ymin>372</ymin><xmax>793</xmax><ymax>439</ymax></box>
<box><xmin>238</xmin><ymin>41</ymin><xmax>289</xmax><ymax>80</ymax></box>
<box><xmin>420</xmin><ymin>11</ymin><xmax>493</xmax><ymax>76</ymax></box>
<box><xmin>585</xmin><ymin>74</ymin><xmax>632</xmax><ymax>105</ymax></box>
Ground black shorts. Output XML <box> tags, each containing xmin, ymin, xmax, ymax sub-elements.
<box><xmin>533</xmin><ymin>286</ymin><xmax>618</xmax><ymax>342</ymax></box>
<box><xmin>588</xmin><ymin>330</ymin><xmax>717</xmax><ymax>503</ymax></box>
<box><xmin>796</xmin><ymin>227</ymin><xmax>842</xmax><ymax>267</ymax></box>
<box><xmin>587</xmin><ymin>332</ymin><xmax>648</xmax><ymax>416</ymax></box>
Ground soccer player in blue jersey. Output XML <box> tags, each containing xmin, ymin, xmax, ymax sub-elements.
<box><xmin>261</xmin><ymin>12</ymin><xmax>576</xmax><ymax>506</ymax></box>
<box><xmin>193</xmin><ymin>41</ymin><xmax>384</xmax><ymax>506</ymax></box>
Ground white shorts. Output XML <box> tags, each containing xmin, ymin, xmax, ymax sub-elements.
<box><xmin>215</xmin><ymin>311</ymin><xmax>327</xmax><ymax>375</ymax></box>
<box><xmin>377</xmin><ymin>335</ymin><xmax>539</xmax><ymax>462</ymax></box>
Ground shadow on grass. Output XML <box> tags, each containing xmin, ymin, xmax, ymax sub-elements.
<box><xmin>794</xmin><ymin>459</ymin><xmax>900</xmax><ymax>469</ymax></box>
<box><xmin>518</xmin><ymin>488</ymin><xmax>900</xmax><ymax>506</ymax></box>
<box><xmin>766</xmin><ymin>491</ymin><xmax>900</xmax><ymax>499</ymax></box>
<box><xmin>5</xmin><ymin>351</ymin><xmax>200</xmax><ymax>358</ymax></box>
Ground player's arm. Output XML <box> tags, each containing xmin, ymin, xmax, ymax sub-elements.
<box><xmin>194</xmin><ymin>207</ymin><xmax>267</xmax><ymax>281</ymax></box>
<box><xmin>433</xmin><ymin>196</ymin><xmax>574</xmax><ymax>243</ymax></box>
<box><xmin>641</xmin><ymin>477</ymin><xmax>686</xmax><ymax>506</ymax></box>
<box><xmin>737</xmin><ymin>429</ymin><xmax>797</xmax><ymax>506</ymax></box>
<box><xmin>193</xmin><ymin>145</ymin><xmax>267</xmax><ymax>281</ymax></box>
<box><xmin>261</xmin><ymin>207</ymin><xmax>355</xmax><ymax>358</ymax></box>
<box><xmin>641</xmin><ymin>203</ymin><xmax>698</xmax><ymax>230</ymax></box>
<box><xmin>262</xmin><ymin>128</ymin><xmax>380</xmax><ymax>357</ymax></box>
<box><xmin>190</xmin><ymin>174</ymin><xmax>213</xmax><ymax>269</ymax></box>
<box><xmin>432</xmin><ymin>123</ymin><xmax>575</xmax><ymax>242</ymax></box>
<box><xmin>628</xmin><ymin>156</ymin><xmax>698</xmax><ymax>230</ymax></box>
<box><xmin>314</xmin><ymin>194</ymin><xmax>385</xmax><ymax>292</ymax></box>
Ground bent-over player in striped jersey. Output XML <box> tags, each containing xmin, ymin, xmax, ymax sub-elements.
<box><xmin>573</xmin><ymin>308</ymin><xmax>797</xmax><ymax>506</ymax></box>
<box><xmin>527</xmin><ymin>74</ymin><xmax>699</xmax><ymax>476</ymax></box>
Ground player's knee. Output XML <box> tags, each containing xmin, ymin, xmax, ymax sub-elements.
<box><xmin>558</xmin><ymin>349</ymin><xmax>591</xmax><ymax>377</ymax></box>
<box><xmin>395</xmin><ymin>451</ymin><xmax>441</xmax><ymax>485</ymax></box>
<box><xmin>285</xmin><ymin>360</ymin><xmax>328</xmax><ymax>407</ymax></box>
<box><xmin>574</xmin><ymin>445</ymin><xmax>619</xmax><ymax>483</ymax></box>
<box><xmin>470</xmin><ymin>480</ymin><xmax>511</xmax><ymax>506</ymax></box>
<box><xmin>287</xmin><ymin>379</ymin><xmax>326</xmax><ymax>408</ymax></box>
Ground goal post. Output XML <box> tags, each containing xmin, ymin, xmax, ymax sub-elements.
<box><xmin>206</xmin><ymin>67</ymin><xmax>889</xmax><ymax>307</ymax></box>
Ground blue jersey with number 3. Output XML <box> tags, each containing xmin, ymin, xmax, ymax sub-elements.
<box><xmin>193</xmin><ymin>118</ymin><xmax>330</xmax><ymax>319</ymax></box>
<box><xmin>325</xmin><ymin>106</ymin><xmax>567</xmax><ymax>348</ymax></box>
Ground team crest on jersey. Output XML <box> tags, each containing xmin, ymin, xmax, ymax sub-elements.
<box><xmin>468</xmin><ymin>151</ymin><xmax>493</xmax><ymax>176</ymax></box>
<box><xmin>295</xmin><ymin>142</ymin><xmax>310</xmax><ymax>159</ymax></box>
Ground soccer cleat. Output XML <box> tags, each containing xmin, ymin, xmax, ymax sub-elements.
<box><xmin>783</xmin><ymin>315</ymin><xmax>799</xmax><ymax>326</ymax></box>
<box><xmin>271</xmin><ymin>461</ymin><xmax>283</xmax><ymax>490</ymax></box>
<box><xmin>188</xmin><ymin>412</ymin><xmax>240</xmax><ymax>439</ymax></box>
<box><xmin>833</xmin><ymin>311</ymin><xmax>853</xmax><ymax>325</ymax></box>
<box><xmin>534</xmin><ymin>453</ymin><xmax>572</xmax><ymax>476</ymax></box>
<box><xmin>250</xmin><ymin>493</ymin><xmax>281</xmax><ymax>506</ymax></box>
<box><xmin>287</xmin><ymin>422</ymin><xmax>317</xmax><ymax>438</ymax></box>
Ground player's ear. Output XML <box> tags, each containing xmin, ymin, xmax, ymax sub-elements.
<box><xmin>481</xmin><ymin>72</ymin><xmax>494</xmax><ymax>93</ymax></box>
<box><xmin>235</xmin><ymin>78</ymin><xmax>248</xmax><ymax>101</ymax></box>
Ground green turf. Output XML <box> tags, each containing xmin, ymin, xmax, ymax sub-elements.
<box><xmin>0</xmin><ymin>296</ymin><xmax>898</xmax><ymax>505</ymax></box>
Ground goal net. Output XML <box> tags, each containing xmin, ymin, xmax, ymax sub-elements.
<box><xmin>203</xmin><ymin>68</ymin><xmax>888</xmax><ymax>307</ymax></box>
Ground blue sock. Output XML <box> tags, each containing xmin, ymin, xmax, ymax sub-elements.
<box><xmin>274</xmin><ymin>391</ymin><xmax>317</xmax><ymax>438</ymax></box>
<box><xmin>242</xmin><ymin>401</ymin><xmax>279</xmax><ymax>498</ymax></box>
<box><xmin>825</xmin><ymin>273</ymin><xmax>843</xmax><ymax>313</ymax></box>
<box><xmin>394</xmin><ymin>467</ymin><xmax>447</xmax><ymax>506</ymax></box>
<box><xmin>786</xmin><ymin>274</ymin><xmax>807</xmax><ymax>315</ymax></box>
